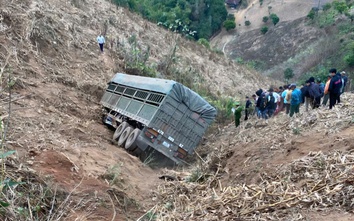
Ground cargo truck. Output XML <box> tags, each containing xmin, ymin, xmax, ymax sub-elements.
<box><xmin>100</xmin><ymin>73</ymin><xmax>217</xmax><ymax>164</ymax></box>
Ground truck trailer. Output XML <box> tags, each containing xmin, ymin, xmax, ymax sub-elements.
<box><xmin>100</xmin><ymin>73</ymin><xmax>217</xmax><ymax>164</ymax></box>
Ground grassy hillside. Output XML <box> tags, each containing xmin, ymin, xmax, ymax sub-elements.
<box><xmin>216</xmin><ymin>0</ymin><xmax>354</xmax><ymax>85</ymax></box>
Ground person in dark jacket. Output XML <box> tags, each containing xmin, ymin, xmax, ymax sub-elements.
<box><xmin>265</xmin><ymin>88</ymin><xmax>276</xmax><ymax>118</ymax></box>
<box><xmin>255</xmin><ymin>89</ymin><xmax>263</xmax><ymax>118</ymax></box>
<box><xmin>244</xmin><ymin>96</ymin><xmax>252</xmax><ymax>121</ymax></box>
<box><xmin>328</xmin><ymin>68</ymin><xmax>343</xmax><ymax>109</ymax></box>
<box><xmin>301</xmin><ymin>81</ymin><xmax>311</xmax><ymax>111</ymax></box>
<box><xmin>317</xmin><ymin>79</ymin><xmax>325</xmax><ymax>96</ymax></box>
<box><xmin>308</xmin><ymin>80</ymin><xmax>322</xmax><ymax>109</ymax></box>
<box><xmin>258</xmin><ymin>92</ymin><xmax>268</xmax><ymax>119</ymax></box>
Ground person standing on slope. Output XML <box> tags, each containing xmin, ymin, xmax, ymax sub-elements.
<box><xmin>289</xmin><ymin>84</ymin><xmax>302</xmax><ymax>117</ymax></box>
<box><xmin>266</xmin><ymin>88</ymin><xmax>277</xmax><ymax>118</ymax></box>
<box><xmin>308</xmin><ymin>79</ymin><xmax>322</xmax><ymax>109</ymax></box>
<box><xmin>322</xmin><ymin>75</ymin><xmax>332</xmax><ymax>107</ymax></box>
<box><xmin>282</xmin><ymin>85</ymin><xmax>290</xmax><ymax>115</ymax></box>
<box><xmin>328</xmin><ymin>68</ymin><xmax>342</xmax><ymax>109</ymax></box>
<box><xmin>244</xmin><ymin>96</ymin><xmax>252</xmax><ymax>121</ymax></box>
<box><xmin>97</xmin><ymin>34</ymin><xmax>105</xmax><ymax>53</ymax></box>
<box><xmin>341</xmin><ymin>71</ymin><xmax>348</xmax><ymax>93</ymax></box>
<box><xmin>234</xmin><ymin>102</ymin><xmax>243</xmax><ymax>128</ymax></box>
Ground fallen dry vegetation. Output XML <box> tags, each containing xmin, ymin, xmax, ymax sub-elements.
<box><xmin>146</xmin><ymin>93</ymin><xmax>354</xmax><ymax>220</ymax></box>
<box><xmin>0</xmin><ymin>0</ymin><xmax>353</xmax><ymax>220</ymax></box>
<box><xmin>150</xmin><ymin>150</ymin><xmax>354</xmax><ymax>220</ymax></box>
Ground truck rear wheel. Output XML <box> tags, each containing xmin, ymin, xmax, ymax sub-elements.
<box><xmin>112</xmin><ymin>122</ymin><xmax>128</xmax><ymax>144</ymax></box>
<box><xmin>125</xmin><ymin>128</ymin><xmax>141</xmax><ymax>151</ymax></box>
<box><xmin>117</xmin><ymin>126</ymin><xmax>133</xmax><ymax>147</ymax></box>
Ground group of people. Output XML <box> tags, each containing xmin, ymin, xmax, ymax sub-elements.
<box><xmin>233</xmin><ymin>68</ymin><xmax>349</xmax><ymax>127</ymax></box>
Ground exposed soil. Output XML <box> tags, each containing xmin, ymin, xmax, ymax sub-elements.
<box><xmin>211</xmin><ymin>0</ymin><xmax>339</xmax><ymax>78</ymax></box>
<box><xmin>1</xmin><ymin>0</ymin><xmax>353</xmax><ymax>220</ymax></box>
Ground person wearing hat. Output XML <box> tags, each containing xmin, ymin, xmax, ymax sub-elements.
<box><xmin>234</xmin><ymin>101</ymin><xmax>243</xmax><ymax>128</ymax></box>
<box><xmin>289</xmin><ymin>83</ymin><xmax>302</xmax><ymax>117</ymax></box>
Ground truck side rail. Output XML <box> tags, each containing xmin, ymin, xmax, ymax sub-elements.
<box><xmin>101</xmin><ymin>82</ymin><xmax>166</xmax><ymax>125</ymax></box>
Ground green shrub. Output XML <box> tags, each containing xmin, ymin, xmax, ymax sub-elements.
<box><xmin>245</xmin><ymin>20</ymin><xmax>251</xmax><ymax>26</ymax></box>
<box><xmin>284</xmin><ymin>68</ymin><xmax>294</xmax><ymax>83</ymax></box>
<box><xmin>206</xmin><ymin>96</ymin><xmax>237</xmax><ymax>124</ymax></box>
<box><xmin>269</xmin><ymin>13</ymin><xmax>280</xmax><ymax>25</ymax></box>
<box><xmin>197</xmin><ymin>38</ymin><xmax>210</xmax><ymax>49</ymax></box>
<box><xmin>261</xmin><ymin>26</ymin><xmax>268</xmax><ymax>34</ymax></box>
<box><xmin>307</xmin><ymin>9</ymin><xmax>316</xmax><ymax>20</ymax></box>
<box><xmin>223</xmin><ymin>20</ymin><xmax>236</xmax><ymax>31</ymax></box>
<box><xmin>333</xmin><ymin>1</ymin><xmax>348</xmax><ymax>14</ymax></box>
<box><xmin>234</xmin><ymin>57</ymin><xmax>244</xmax><ymax>64</ymax></box>
<box><xmin>227</xmin><ymin>13</ymin><xmax>235</xmax><ymax>20</ymax></box>
<box><xmin>317</xmin><ymin>9</ymin><xmax>337</xmax><ymax>27</ymax></box>
<box><xmin>322</xmin><ymin>3</ymin><xmax>332</xmax><ymax>11</ymax></box>
<box><xmin>262</xmin><ymin>16</ymin><xmax>269</xmax><ymax>23</ymax></box>
<box><xmin>344</xmin><ymin>52</ymin><xmax>354</xmax><ymax>66</ymax></box>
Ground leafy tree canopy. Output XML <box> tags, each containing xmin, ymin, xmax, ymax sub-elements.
<box><xmin>284</xmin><ymin>68</ymin><xmax>294</xmax><ymax>82</ymax></box>
<box><xmin>113</xmin><ymin>0</ymin><xmax>227</xmax><ymax>40</ymax></box>
<box><xmin>269</xmin><ymin>13</ymin><xmax>280</xmax><ymax>25</ymax></box>
<box><xmin>224</xmin><ymin>20</ymin><xmax>236</xmax><ymax>31</ymax></box>
<box><xmin>261</xmin><ymin>26</ymin><xmax>268</xmax><ymax>34</ymax></box>
<box><xmin>333</xmin><ymin>1</ymin><xmax>348</xmax><ymax>14</ymax></box>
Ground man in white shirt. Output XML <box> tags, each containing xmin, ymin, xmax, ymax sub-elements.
<box><xmin>97</xmin><ymin>34</ymin><xmax>105</xmax><ymax>52</ymax></box>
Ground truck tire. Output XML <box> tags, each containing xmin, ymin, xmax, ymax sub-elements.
<box><xmin>117</xmin><ymin>126</ymin><xmax>133</xmax><ymax>147</ymax></box>
<box><xmin>112</xmin><ymin>122</ymin><xmax>128</xmax><ymax>144</ymax></box>
<box><xmin>125</xmin><ymin>128</ymin><xmax>141</xmax><ymax>151</ymax></box>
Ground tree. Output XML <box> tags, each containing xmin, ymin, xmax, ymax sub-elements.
<box><xmin>322</xmin><ymin>3</ymin><xmax>331</xmax><ymax>11</ymax></box>
<box><xmin>333</xmin><ymin>1</ymin><xmax>348</xmax><ymax>14</ymax></box>
<box><xmin>307</xmin><ymin>9</ymin><xmax>316</xmax><ymax>20</ymax></box>
<box><xmin>284</xmin><ymin>68</ymin><xmax>294</xmax><ymax>83</ymax></box>
<box><xmin>269</xmin><ymin>13</ymin><xmax>280</xmax><ymax>25</ymax></box>
<box><xmin>245</xmin><ymin>20</ymin><xmax>251</xmax><ymax>26</ymax></box>
<box><xmin>262</xmin><ymin>16</ymin><xmax>269</xmax><ymax>23</ymax></box>
<box><xmin>112</xmin><ymin>0</ymin><xmax>228</xmax><ymax>40</ymax></box>
<box><xmin>223</xmin><ymin>20</ymin><xmax>236</xmax><ymax>31</ymax></box>
<box><xmin>261</xmin><ymin>26</ymin><xmax>268</xmax><ymax>34</ymax></box>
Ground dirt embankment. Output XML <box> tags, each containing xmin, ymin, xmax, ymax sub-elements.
<box><xmin>1</xmin><ymin>0</ymin><xmax>353</xmax><ymax>220</ymax></box>
<box><xmin>1</xmin><ymin>0</ymin><xmax>276</xmax><ymax>219</ymax></box>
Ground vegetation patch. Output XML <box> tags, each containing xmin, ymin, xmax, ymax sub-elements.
<box><xmin>112</xmin><ymin>0</ymin><xmax>227</xmax><ymax>40</ymax></box>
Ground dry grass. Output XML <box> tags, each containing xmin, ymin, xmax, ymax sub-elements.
<box><xmin>148</xmin><ymin>150</ymin><xmax>354</xmax><ymax>220</ymax></box>
<box><xmin>146</xmin><ymin>93</ymin><xmax>354</xmax><ymax>220</ymax></box>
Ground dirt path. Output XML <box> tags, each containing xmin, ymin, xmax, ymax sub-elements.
<box><xmin>212</xmin><ymin>0</ymin><xmax>334</xmax><ymax>48</ymax></box>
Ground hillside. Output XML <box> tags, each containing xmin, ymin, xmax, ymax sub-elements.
<box><xmin>211</xmin><ymin>0</ymin><xmax>351</xmax><ymax>80</ymax></box>
<box><xmin>151</xmin><ymin>94</ymin><xmax>354</xmax><ymax>220</ymax></box>
<box><xmin>0</xmin><ymin>0</ymin><xmax>275</xmax><ymax>220</ymax></box>
<box><xmin>1</xmin><ymin>0</ymin><xmax>354</xmax><ymax>220</ymax></box>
